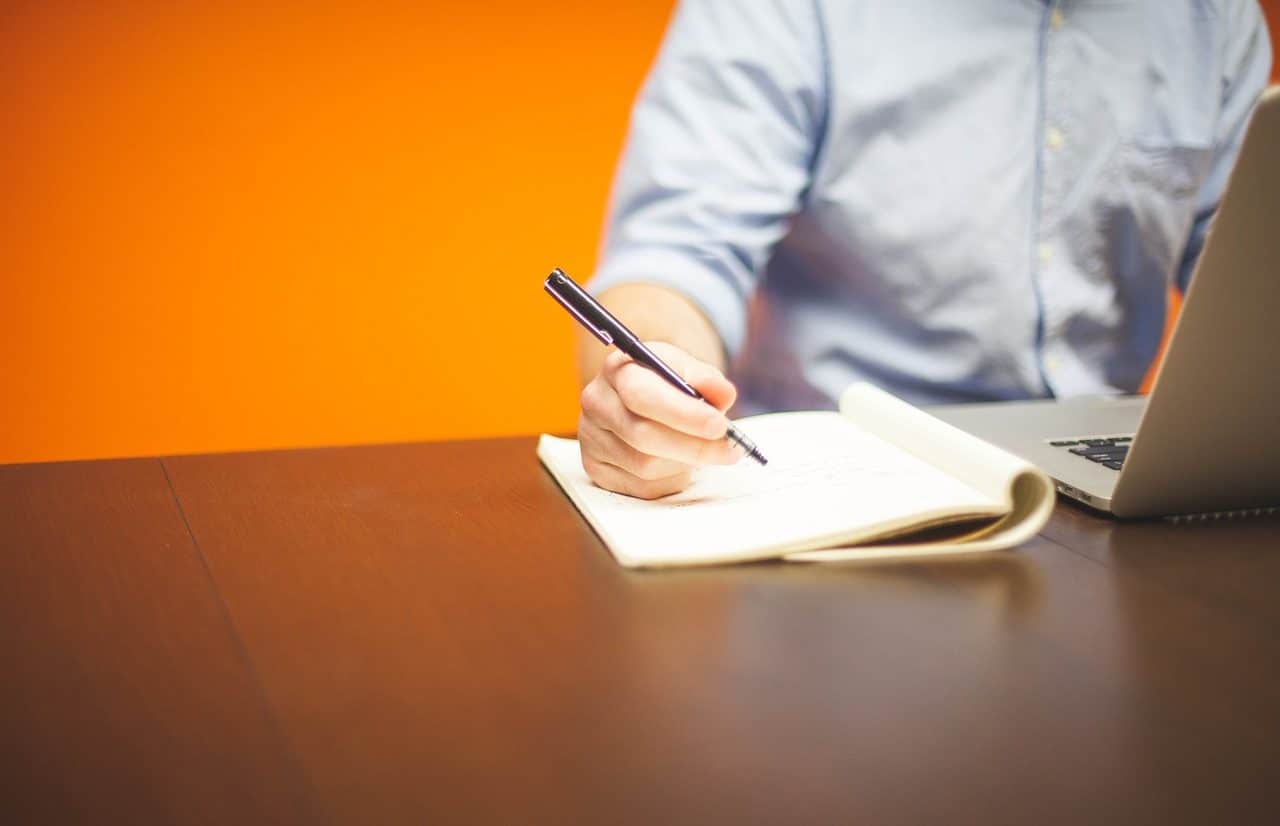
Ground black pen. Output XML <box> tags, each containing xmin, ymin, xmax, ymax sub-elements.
<box><xmin>544</xmin><ymin>268</ymin><xmax>767</xmax><ymax>466</ymax></box>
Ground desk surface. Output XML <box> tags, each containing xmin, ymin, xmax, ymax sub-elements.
<box><xmin>3</xmin><ymin>437</ymin><xmax>1279</xmax><ymax>824</ymax></box>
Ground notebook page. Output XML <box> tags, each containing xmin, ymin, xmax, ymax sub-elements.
<box><xmin>538</xmin><ymin>411</ymin><xmax>1003</xmax><ymax>568</ymax></box>
<box><xmin>782</xmin><ymin>384</ymin><xmax>1056</xmax><ymax>561</ymax></box>
<box><xmin>839</xmin><ymin>384</ymin><xmax>1031</xmax><ymax>503</ymax></box>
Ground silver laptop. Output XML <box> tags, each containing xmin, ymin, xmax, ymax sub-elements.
<box><xmin>929</xmin><ymin>87</ymin><xmax>1280</xmax><ymax>518</ymax></box>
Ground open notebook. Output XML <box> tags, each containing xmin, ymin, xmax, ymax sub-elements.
<box><xmin>538</xmin><ymin>384</ymin><xmax>1055</xmax><ymax>568</ymax></box>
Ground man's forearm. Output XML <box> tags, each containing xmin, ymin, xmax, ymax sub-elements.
<box><xmin>575</xmin><ymin>283</ymin><xmax>727</xmax><ymax>386</ymax></box>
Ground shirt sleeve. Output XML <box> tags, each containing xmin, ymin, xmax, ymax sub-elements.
<box><xmin>1175</xmin><ymin>1</ymin><xmax>1273</xmax><ymax>293</ymax></box>
<box><xmin>588</xmin><ymin>0</ymin><xmax>829</xmax><ymax>357</ymax></box>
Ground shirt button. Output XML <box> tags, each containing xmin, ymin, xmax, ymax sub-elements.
<box><xmin>1046</xmin><ymin>127</ymin><xmax>1064</xmax><ymax>150</ymax></box>
<box><xmin>1046</xmin><ymin>354</ymin><xmax>1061</xmax><ymax>371</ymax></box>
<box><xmin>1038</xmin><ymin>243</ymin><xmax>1053</xmax><ymax>265</ymax></box>
<box><xmin>1050</xmin><ymin>8</ymin><xmax>1065</xmax><ymax>30</ymax></box>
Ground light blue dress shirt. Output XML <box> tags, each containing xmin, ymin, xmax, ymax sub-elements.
<box><xmin>589</xmin><ymin>0</ymin><xmax>1272</xmax><ymax>412</ymax></box>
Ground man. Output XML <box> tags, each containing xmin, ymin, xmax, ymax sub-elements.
<box><xmin>576</xmin><ymin>0</ymin><xmax>1272</xmax><ymax>499</ymax></box>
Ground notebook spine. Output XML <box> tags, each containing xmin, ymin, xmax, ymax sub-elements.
<box><xmin>1165</xmin><ymin>506</ymin><xmax>1280</xmax><ymax>524</ymax></box>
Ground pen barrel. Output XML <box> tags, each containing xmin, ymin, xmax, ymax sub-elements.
<box><xmin>617</xmin><ymin>335</ymin><xmax>701</xmax><ymax>399</ymax></box>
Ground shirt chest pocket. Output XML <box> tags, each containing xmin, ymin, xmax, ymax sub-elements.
<box><xmin>1122</xmin><ymin>108</ymin><xmax>1215</xmax><ymax>200</ymax></box>
<box><xmin>1110</xmin><ymin>116</ymin><xmax>1215</xmax><ymax>276</ymax></box>
<box><xmin>1122</xmin><ymin>139</ymin><xmax>1212</xmax><ymax>202</ymax></box>
<box><xmin>1121</xmin><ymin>6</ymin><xmax>1219</xmax><ymax>202</ymax></box>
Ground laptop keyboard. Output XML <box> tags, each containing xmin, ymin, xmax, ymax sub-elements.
<box><xmin>1049</xmin><ymin>436</ymin><xmax>1133</xmax><ymax>471</ymax></box>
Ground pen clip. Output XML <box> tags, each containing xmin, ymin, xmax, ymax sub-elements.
<box><xmin>544</xmin><ymin>279</ymin><xmax>614</xmax><ymax>346</ymax></box>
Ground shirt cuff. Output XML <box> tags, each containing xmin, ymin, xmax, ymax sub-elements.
<box><xmin>587</xmin><ymin>246</ymin><xmax>751</xmax><ymax>358</ymax></box>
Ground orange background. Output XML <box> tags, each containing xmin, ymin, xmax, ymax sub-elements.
<box><xmin>2</xmin><ymin>1</ymin><xmax>1277</xmax><ymax>465</ymax></box>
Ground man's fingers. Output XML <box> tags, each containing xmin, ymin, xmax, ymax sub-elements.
<box><xmin>579</xmin><ymin>417</ymin><xmax>690</xmax><ymax>481</ymax></box>
<box><xmin>581</xmin><ymin>341</ymin><xmax>742</xmax><ymax>498</ymax></box>
<box><xmin>606</xmin><ymin>340</ymin><xmax>738</xmax><ymax>416</ymax></box>
<box><xmin>581</xmin><ymin>379</ymin><xmax>740</xmax><ymax>467</ymax></box>
<box><xmin>611</xmin><ymin>362</ymin><xmax>730</xmax><ymax>440</ymax></box>
<box><xmin>671</xmin><ymin>354</ymin><xmax>737</xmax><ymax>413</ymax></box>
<box><xmin>581</xmin><ymin>453</ymin><xmax>692</xmax><ymax>501</ymax></box>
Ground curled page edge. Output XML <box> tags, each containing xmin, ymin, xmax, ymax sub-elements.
<box><xmin>784</xmin><ymin>467</ymin><xmax>1055</xmax><ymax>562</ymax></box>
<box><xmin>785</xmin><ymin>384</ymin><xmax>1057</xmax><ymax>562</ymax></box>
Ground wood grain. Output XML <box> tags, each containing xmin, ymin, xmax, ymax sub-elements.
<box><xmin>163</xmin><ymin>437</ymin><xmax>1280</xmax><ymax>825</ymax></box>
<box><xmin>0</xmin><ymin>458</ymin><xmax>313</xmax><ymax>824</ymax></box>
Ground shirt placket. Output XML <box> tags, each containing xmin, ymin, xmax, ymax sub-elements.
<box><xmin>1034</xmin><ymin>0</ymin><xmax>1070</xmax><ymax>396</ymax></box>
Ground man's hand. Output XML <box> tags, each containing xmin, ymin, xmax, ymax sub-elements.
<box><xmin>578</xmin><ymin>342</ymin><xmax>741</xmax><ymax>499</ymax></box>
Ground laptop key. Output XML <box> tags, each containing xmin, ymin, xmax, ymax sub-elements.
<box><xmin>1072</xmin><ymin>445</ymin><xmax>1125</xmax><ymax>457</ymax></box>
<box><xmin>1061</xmin><ymin>438</ymin><xmax>1132</xmax><ymax>469</ymax></box>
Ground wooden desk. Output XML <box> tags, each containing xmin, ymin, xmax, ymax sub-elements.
<box><xmin>4</xmin><ymin>438</ymin><xmax>1279</xmax><ymax>824</ymax></box>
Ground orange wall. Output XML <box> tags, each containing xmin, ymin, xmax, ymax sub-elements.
<box><xmin>2</xmin><ymin>2</ymin><xmax>1277</xmax><ymax>464</ymax></box>
<box><xmin>1268</xmin><ymin>0</ymin><xmax>1280</xmax><ymax>77</ymax></box>
<box><xmin>1</xmin><ymin>1</ymin><xmax>675</xmax><ymax>464</ymax></box>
